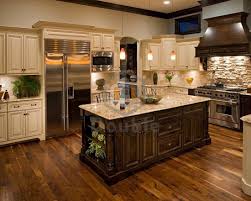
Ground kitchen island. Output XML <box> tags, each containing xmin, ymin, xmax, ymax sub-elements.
<box><xmin>79</xmin><ymin>94</ymin><xmax>211</xmax><ymax>184</ymax></box>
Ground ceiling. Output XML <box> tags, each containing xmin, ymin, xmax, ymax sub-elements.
<box><xmin>99</xmin><ymin>0</ymin><xmax>200</xmax><ymax>14</ymax></box>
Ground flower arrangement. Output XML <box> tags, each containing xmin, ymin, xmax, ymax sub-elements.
<box><xmin>165</xmin><ymin>72</ymin><xmax>174</xmax><ymax>86</ymax></box>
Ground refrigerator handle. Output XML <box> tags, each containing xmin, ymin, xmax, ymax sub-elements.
<box><xmin>62</xmin><ymin>56</ymin><xmax>66</xmax><ymax>131</ymax></box>
<box><xmin>65</xmin><ymin>55</ymin><xmax>69</xmax><ymax>131</ymax></box>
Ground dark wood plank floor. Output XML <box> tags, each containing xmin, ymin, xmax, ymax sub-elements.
<box><xmin>1</xmin><ymin>124</ymin><xmax>251</xmax><ymax>201</ymax></box>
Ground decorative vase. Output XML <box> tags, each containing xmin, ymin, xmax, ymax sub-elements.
<box><xmin>96</xmin><ymin>79</ymin><xmax>105</xmax><ymax>90</ymax></box>
<box><xmin>153</xmin><ymin>72</ymin><xmax>158</xmax><ymax>85</ymax></box>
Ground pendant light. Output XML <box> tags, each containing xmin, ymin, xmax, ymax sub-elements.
<box><xmin>120</xmin><ymin>48</ymin><xmax>126</xmax><ymax>60</ymax></box>
<box><xmin>170</xmin><ymin>0</ymin><xmax>176</xmax><ymax>61</ymax></box>
<box><xmin>170</xmin><ymin>50</ymin><xmax>176</xmax><ymax>61</ymax></box>
<box><xmin>148</xmin><ymin>50</ymin><xmax>153</xmax><ymax>61</ymax></box>
<box><xmin>147</xmin><ymin>0</ymin><xmax>153</xmax><ymax>61</ymax></box>
<box><xmin>120</xmin><ymin>12</ymin><xmax>126</xmax><ymax>60</ymax></box>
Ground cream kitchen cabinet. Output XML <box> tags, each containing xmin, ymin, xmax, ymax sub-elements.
<box><xmin>0</xmin><ymin>103</ymin><xmax>7</xmax><ymax>142</ymax></box>
<box><xmin>0</xmin><ymin>32</ymin><xmax>6</xmax><ymax>74</ymax></box>
<box><xmin>141</xmin><ymin>41</ymin><xmax>161</xmax><ymax>70</ymax></box>
<box><xmin>114</xmin><ymin>38</ymin><xmax>120</xmax><ymax>71</ymax></box>
<box><xmin>26</xmin><ymin>109</ymin><xmax>42</xmax><ymax>137</ymax></box>
<box><xmin>7</xmin><ymin>100</ymin><xmax>42</xmax><ymax>142</ymax></box>
<box><xmin>8</xmin><ymin>111</ymin><xmax>26</xmax><ymax>140</ymax></box>
<box><xmin>91</xmin><ymin>33</ymin><xmax>114</xmax><ymax>51</ymax></box>
<box><xmin>7</xmin><ymin>33</ymin><xmax>40</xmax><ymax>74</ymax></box>
<box><xmin>176</xmin><ymin>40</ymin><xmax>200</xmax><ymax>70</ymax></box>
<box><xmin>160</xmin><ymin>38</ymin><xmax>176</xmax><ymax>70</ymax></box>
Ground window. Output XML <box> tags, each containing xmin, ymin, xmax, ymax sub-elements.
<box><xmin>175</xmin><ymin>14</ymin><xmax>201</xmax><ymax>35</ymax></box>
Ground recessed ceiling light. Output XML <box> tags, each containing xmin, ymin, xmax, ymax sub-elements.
<box><xmin>163</xmin><ymin>0</ymin><xmax>171</xmax><ymax>5</ymax></box>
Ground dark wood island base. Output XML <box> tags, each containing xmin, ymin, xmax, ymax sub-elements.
<box><xmin>80</xmin><ymin>102</ymin><xmax>211</xmax><ymax>185</ymax></box>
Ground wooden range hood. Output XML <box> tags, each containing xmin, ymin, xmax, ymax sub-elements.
<box><xmin>196</xmin><ymin>12</ymin><xmax>251</xmax><ymax>57</ymax></box>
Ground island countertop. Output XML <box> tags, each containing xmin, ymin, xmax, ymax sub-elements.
<box><xmin>79</xmin><ymin>93</ymin><xmax>210</xmax><ymax>120</ymax></box>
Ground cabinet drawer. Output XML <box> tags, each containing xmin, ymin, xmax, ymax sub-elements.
<box><xmin>158</xmin><ymin>132</ymin><xmax>182</xmax><ymax>156</ymax></box>
<box><xmin>8</xmin><ymin>100</ymin><xmax>42</xmax><ymax>112</ymax></box>
<box><xmin>123</xmin><ymin>113</ymin><xmax>155</xmax><ymax>126</ymax></box>
<box><xmin>0</xmin><ymin>104</ymin><xmax>7</xmax><ymax>113</ymax></box>
<box><xmin>159</xmin><ymin>116</ymin><xmax>182</xmax><ymax>136</ymax></box>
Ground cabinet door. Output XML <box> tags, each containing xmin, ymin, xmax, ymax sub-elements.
<box><xmin>92</xmin><ymin>33</ymin><xmax>102</xmax><ymax>51</ymax></box>
<box><xmin>0</xmin><ymin>113</ymin><xmax>7</xmax><ymax>142</ymax></box>
<box><xmin>7</xmin><ymin>33</ymin><xmax>23</xmax><ymax>74</ymax></box>
<box><xmin>161</xmin><ymin>39</ymin><xmax>176</xmax><ymax>69</ymax></box>
<box><xmin>114</xmin><ymin>39</ymin><xmax>120</xmax><ymax>70</ymax></box>
<box><xmin>149</xmin><ymin>43</ymin><xmax>160</xmax><ymax>69</ymax></box>
<box><xmin>123</xmin><ymin>129</ymin><xmax>140</xmax><ymax>169</ymax></box>
<box><xmin>0</xmin><ymin>33</ymin><xmax>5</xmax><ymax>74</ymax></box>
<box><xmin>8</xmin><ymin>111</ymin><xmax>26</xmax><ymax>140</ymax></box>
<box><xmin>103</xmin><ymin>34</ymin><xmax>114</xmax><ymax>51</ymax></box>
<box><xmin>141</xmin><ymin>126</ymin><xmax>157</xmax><ymax>163</ymax></box>
<box><xmin>24</xmin><ymin>35</ymin><xmax>40</xmax><ymax>74</ymax></box>
<box><xmin>176</xmin><ymin>43</ymin><xmax>188</xmax><ymax>69</ymax></box>
<box><xmin>187</xmin><ymin>42</ymin><xmax>199</xmax><ymax>69</ymax></box>
<box><xmin>26</xmin><ymin>109</ymin><xmax>42</xmax><ymax>137</ymax></box>
<box><xmin>183</xmin><ymin>105</ymin><xmax>205</xmax><ymax>147</ymax></box>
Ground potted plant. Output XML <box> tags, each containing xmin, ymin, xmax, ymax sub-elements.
<box><xmin>12</xmin><ymin>76</ymin><xmax>41</xmax><ymax>98</ymax></box>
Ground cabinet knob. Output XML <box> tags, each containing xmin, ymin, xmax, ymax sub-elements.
<box><xmin>168</xmin><ymin>143</ymin><xmax>172</xmax><ymax>146</ymax></box>
<box><xmin>168</xmin><ymin>125</ymin><xmax>172</xmax><ymax>129</ymax></box>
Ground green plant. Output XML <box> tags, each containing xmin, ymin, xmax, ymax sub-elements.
<box><xmin>165</xmin><ymin>72</ymin><xmax>174</xmax><ymax>86</ymax></box>
<box><xmin>86</xmin><ymin>128</ymin><xmax>106</xmax><ymax>160</ymax></box>
<box><xmin>12</xmin><ymin>76</ymin><xmax>41</xmax><ymax>98</ymax></box>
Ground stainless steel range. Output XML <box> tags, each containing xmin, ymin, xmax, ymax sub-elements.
<box><xmin>194</xmin><ymin>85</ymin><xmax>246</xmax><ymax>130</ymax></box>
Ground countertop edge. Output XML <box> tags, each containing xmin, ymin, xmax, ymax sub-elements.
<box><xmin>241</xmin><ymin>115</ymin><xmax>251</xmax><ymax>124</ymax></box>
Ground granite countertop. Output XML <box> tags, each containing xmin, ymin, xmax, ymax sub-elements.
<box><xmin>241</xmin><ymin>92</ymin><xmax>251</xmax><ymax>96</ymax></box>
<box><xmin>0</xmin><ymin>97</ymin><xmax>42</xmax><ymax>104</ymax></box>
<box><xmin>241</xmin><ymin>115</ymin><xmax>251</xmax><ymax>124</ymax></box>
<box><xmin>79</xmin><ymin>93</ymin><xmax>210</xmax><ymax>120</ymax></box>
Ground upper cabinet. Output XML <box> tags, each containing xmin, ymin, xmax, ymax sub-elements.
<box><xmin>141</xmin><ymin>41</ymin><xmax>161</xmax><ymax>70</ymax></box>
<box><xmin>176</xmin><ymin>40</ymin><xmax>200</xmax><ymax>70</ymax></box>
<box><xmin>114</xmin><ymin>38</ymin><xmax>120</xmax><ymax>71</ymax></box>
<box><xmin>91</xmin><ymin>33</ymin><xmax>114</xmax><ymax>51</ymax></box>
<box><xmin>0</xmin><ymin>33</ymin><xmax>6</xmax><ymax>74</ymax></box>
<box><xmin>7</xmin><ymin>32</ymin><xmax>40</xmax><ymax>74</ymax></box>
<box><xmin>141</xmin><ymin>36</ymin><xmax>201</xmax><ymax>71</ymax></box>
<box><xmin>160</xmin><ymin>38</ymin><xmax>176</xmax><ymax>70</ymax></box>
<box><xmin>148</xmin><ymin>43</ymin><xmax>161</xmax><ymax>69</ymax></box>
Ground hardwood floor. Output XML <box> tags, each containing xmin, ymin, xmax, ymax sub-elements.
<box><xmin>0</xmin><ymin>124</ymin><xmax>251</xmax><ymax>201</ymax></box>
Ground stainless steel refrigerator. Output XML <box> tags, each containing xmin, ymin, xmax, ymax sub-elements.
<box><xmin>45</xmin><ymin>39</ymin><xmax>91</xmax><ymax>138</ymax></box>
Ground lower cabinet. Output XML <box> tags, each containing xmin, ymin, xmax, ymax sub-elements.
<box><xmin>141</xmin><ymin>125</ymin><xmax>157</xmax><ymax>163</ymax></box>
<box><xmin>183</xmin><ymin>104</ymin><xmax>205</xmax><ymax>147</ymax></box>
<box><xmin>8</xmin><ymin>111</ymin><xmax>26</xmax><ymax>140</ymax></box>
<box><xmin>123</xmin><ymin>130</ymin><xmax>140</xmax><ymax>169</ymax></box>
<box><xmin>8</xmin><ymin>108</ymin><xmax>42</xmax><ymax>140</ymax></box>
<box><xmin>0</xmin><ymin>113</ymin><xmax>7</xmax><ymax>142</ymax></box>
<box><xmin>26</xmin><ymin>109</ymin><xmax>42</xmax><ymax>137</ymax></box>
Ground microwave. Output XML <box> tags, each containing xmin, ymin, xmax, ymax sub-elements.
<box><xmin>92</xmin><ymin>51</ymin><xmax>113</xmax><ymax>72</ymax></box>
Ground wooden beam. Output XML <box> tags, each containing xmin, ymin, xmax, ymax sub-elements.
<box><xmin>198</xmin><ymin>0</ymin><xmax>230</xmax><ymax>7</ymax></box>
<box><xmin>58</xmin><ymin>0</ymin><xmax>202</xmax><ymax>19</ymax></box>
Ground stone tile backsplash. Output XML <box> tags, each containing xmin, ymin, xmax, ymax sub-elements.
<box><xmin>208</xmin><ymin>56</ymin><xmax>251</xmax><ymax>87</ymax></box>
<box><xmin>0</xmin><ymin>76</ymin><xmax>18</xmax><ymax>98</ymax></box>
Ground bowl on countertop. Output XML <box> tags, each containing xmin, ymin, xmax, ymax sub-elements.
<box><xmin>140</xmin><ymin>95</ymin><xmax>162</xmax><ymax>104</ymax></box>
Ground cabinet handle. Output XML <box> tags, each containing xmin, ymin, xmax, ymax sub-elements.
<box><xmin>24</xmin><ymin>113</ymin><xmax>29</xmax><ymax>116</ymax></box>
<box><xmin>168</xmin><ymin>143</ymin><xmax>172</xmax><ymax>146</ymax></box>
<box><xmin>31</xmin><ymin>104</ymin><xmax>37</xmax><ymax>106</ymax></box>
<box><xmin>14</xmin><ymin>105</ymin><xmax>20</xmax><ymax>108</ymax></box>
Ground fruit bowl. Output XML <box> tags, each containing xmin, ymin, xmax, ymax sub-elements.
<box><xmin>140</xmin><ymin>95</ymin><xmax>162</xmax><ymax>104</ymax></box>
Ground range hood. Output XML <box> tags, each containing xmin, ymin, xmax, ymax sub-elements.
<box><xmin>196</xmin><ymin>12</ymin><xmax>251</xmax><ymax>57</ymax></box>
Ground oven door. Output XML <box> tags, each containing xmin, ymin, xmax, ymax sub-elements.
<box><xmin>209</xmin><ymin>99</ymin><xmax>240</xmax><ymax>128</ymax></box>
<box><xmin>92</xmin><ymin>51</ymin><xmax>113</xmax><ymax>71</ymax></box>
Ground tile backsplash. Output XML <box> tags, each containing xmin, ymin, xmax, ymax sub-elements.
<box><xmin>0</xmin><ymin>75</ymin><xmax>18</xmax><ymax>98</ymax></box>
<box><xmin>142</xmin><ymin>70</ymin><xmax>211</xmax><ymax>88</ymax></box>
<box><xmin>208</xmin><ymin>56</ymin><xmax>251</xmax><ymax>87</ymax></box>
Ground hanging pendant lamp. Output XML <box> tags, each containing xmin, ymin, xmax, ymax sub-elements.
<box><xmin>148</xmin><ymin>50</ymin><xmax>153</xmax><ymax>61</ymax></box>
<box><xmin>120</xmin><ymin>48</ymin><xmax>126</xmax><ymax>60</ymax></box>
<box><xmin>170</xmin><ymin>50</ymin><xmax>176</xmax><ymax>61</ymax></box>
